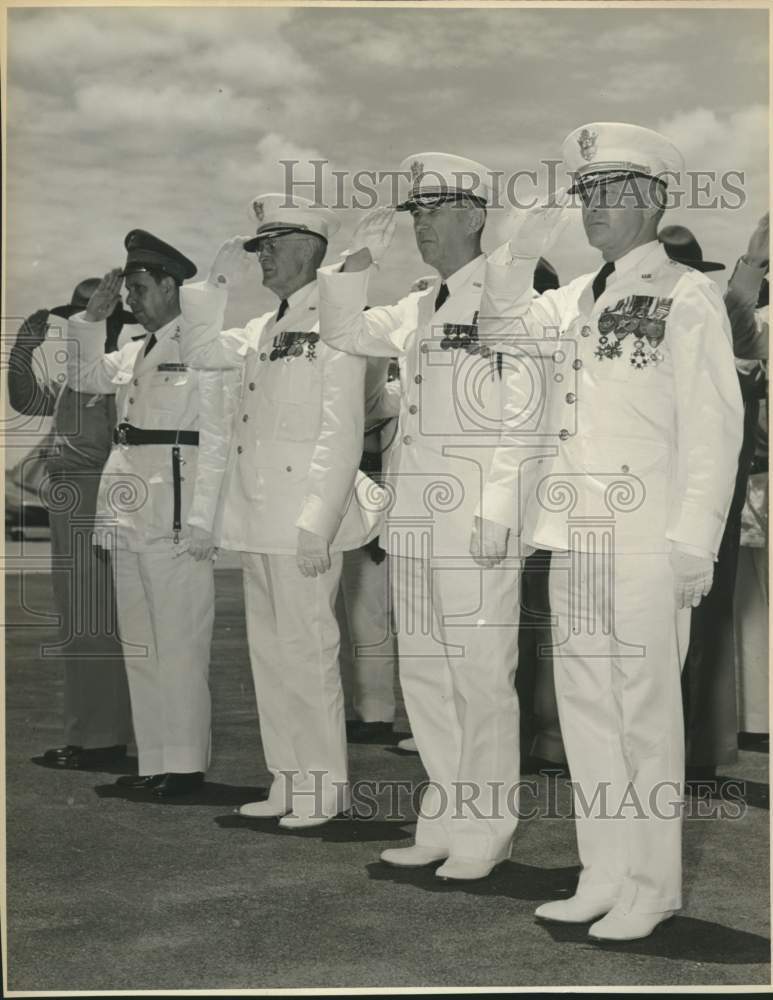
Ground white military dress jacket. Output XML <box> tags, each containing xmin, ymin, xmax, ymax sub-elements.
<box><xmin>318</xmin><ymin>255</ymin><xmax>514</xmax><ymax>560</ymax></box>
<box><xmin>66</xmin><ymin>284</ymin><xmax>236</xmax><ymax>551</ymax></box>
<box><xmin>479</xmin><ymin>240</ymin><xmax>744</xmax><ymax>557</ymax></box>
<box><xmin>182</xmin><ymin>280</ymin><xmax>379</xmax><ymax>554</ymax></box>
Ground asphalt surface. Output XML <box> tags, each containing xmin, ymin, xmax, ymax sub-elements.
<box><xmin>4</xmin><ymin>568</ymin><xmax>771</xmax><ymax>992</ymax></box>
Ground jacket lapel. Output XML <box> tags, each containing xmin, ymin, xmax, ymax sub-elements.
<box><xmin>132</xmin><ymin>317</ymin><xmax>183</xmax><ymax>376</ymax></box>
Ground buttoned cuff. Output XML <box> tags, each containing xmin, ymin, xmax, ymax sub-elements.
<box><xmin>667</xmin><ymin>503</ymin><xmax>724</xmax><ymax>560</ymax></box>
<box><xmin>475</xmin><ymin>486</ymin><xmax>519</xmax><ymax>530</ymax></box>
<box><xmin>296</xmin><ymin>493</ymin><xmax>343</xmax><ymax>544</ymax></box>
<box><xmin>317</xmin><ymin>261</ymin><xmax>370</xmax><ymax>308</ymax></box>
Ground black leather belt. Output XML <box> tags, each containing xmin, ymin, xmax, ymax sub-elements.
<box><xmin>113</xmin><ymin>423</ymin><xmax>199</xmax><ymax>447</ymax></box>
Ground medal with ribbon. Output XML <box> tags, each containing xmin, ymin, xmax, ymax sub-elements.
<box><xmin>269</xmin><ymin>330</ymin><xmax>320</xmax><ymax>362</ymax></box>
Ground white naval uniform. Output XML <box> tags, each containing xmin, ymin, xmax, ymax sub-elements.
<box><xmin>318</xmin><ymin>256</ymin><xmax>523</xmax><ymax>863</ymax></box>
<box><xmin>66</xmin><ymin>284</ymin><xmax>234</xmax><ymax>775</ymax></box>
<box><xmin>480</xmin><ymin>240</ymin><xmax>744</xmax><ymax>912</ymax></box>
<box><xmin>182</xmin><ymin>280</ymin><xmax>378</xmax><ymax>819</ymax></box>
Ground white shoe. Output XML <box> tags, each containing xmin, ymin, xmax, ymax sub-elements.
<box><xmin>380</xmin><ymin>845</ymin><xmax>449</xmax><ymax>867</ymax></box>
<box><xmin>238</xmin><ymin>800</ymin><xmax>289</xmax><ymax>819</ymax></box>
<box><xmin>278</xmin><ymin>813</ymin><xmax>335</xmax><ymax>830</ymax></box>
<box><xmin>397</xmin><ymin>737</ymin><xmax>418</xmax><ymax>753</ymax></box>
<box><xmin>588</xmin><ymin>907</ymin><xmax>675</xmax><ymax>942</ymax></box>
<box><xmin>435</xmin><ymin>856</ymin><xmax>505</xmax><ymax>881</ymax></box>
<box><xmin>535</xmin><ymin>895</ymin><xmax>618</xmax><ymax>924</ymax></box>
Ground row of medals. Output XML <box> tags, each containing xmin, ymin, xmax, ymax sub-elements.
<box><xmin>595</xmin><ymin>296</ymin><xmax>670</xmax><ymax>369</ymax></box>
<box><xmin>269</xmin><ymin>331</ymin><xmax>318</xmax><ymax>362</ymax></box>
<box><xmin>440</xmin><ymin>313</ymin><xmax>484</xmax><ymax>354</ymax></box>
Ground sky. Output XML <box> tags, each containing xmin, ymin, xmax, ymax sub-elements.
<box><xmin>3</xmin><ymin>2</ymin><xmax>770</xmax><ymax>462</ymax></box>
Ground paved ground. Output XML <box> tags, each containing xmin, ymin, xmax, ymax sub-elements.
<box><xmin>4</xmin><ymin>568</ymin><xmax>771</xmax><ymax>993</ymax></box>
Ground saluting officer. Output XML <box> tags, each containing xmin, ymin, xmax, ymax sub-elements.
<box><xmin>182</xmin><ymin>195</ymin><xmax>379</xmax><ymax>829</ymax></box>
<box><xmin>477</xmin><ymin>124</ymin><xmax>744</xmax><ymax>940</ymax></box>
<box><xmin>66</xmin><ymin>231</ymin><xmax>235</xmax><ymax>798</ymax></box>
<box><xmin>317</xmin><ymin>153</ymin><xmax>527</xmax><ymax>881</ymax></box>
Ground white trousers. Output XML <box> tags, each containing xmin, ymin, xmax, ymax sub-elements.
<box><xmin>392</xmin><ymin>556</ymin><xmax>521</xmax><ymax>861</ymax></box>
<box><xmin>338</xmin><ymin>546</ymin><xmax>397</xmax><ymax>723</ymax></box>
<box><xmin>112</xmin><ymin>548</ymin><xmax>215</xmax><ymax>775</ymax></box>
<box><xmin>241</xmin><ymin>552</ymin><xmax>349</xmax><ymax>819</ymax></box>
<box><xmin>549</xmin><ymin>550</ymin><xmax>691</xmax><ymax>914</ymax></box>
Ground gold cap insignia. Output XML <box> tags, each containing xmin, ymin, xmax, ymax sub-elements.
<box><xmin>578</xmin><ymin>128</ymin><xmax>598</xmax><ymax>162</ymax></box>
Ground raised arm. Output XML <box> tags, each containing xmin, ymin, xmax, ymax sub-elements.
<box><xmin>7</xmin><ymin>310</ymin><xmax>59</xmax><ymax>416</ymax></box>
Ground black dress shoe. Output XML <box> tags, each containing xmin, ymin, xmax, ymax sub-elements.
<box><xmin>345</xmin><ymin>721</ymin><xmax>394</xmax><ymax>743</ymax></box>
<box><xmin>116</xmin><ymin>773</ymin><xmax>165</xmax><ymax>789</ymax></box>
<box><xmin>43</xmin><ymin>744</ymin><xmax>128</xmax><ymax>769</ymax></box>
<box><xmin>152</xmin><ymin>772</ymin><xmax>204</xmax><ymax>798</ymax></box>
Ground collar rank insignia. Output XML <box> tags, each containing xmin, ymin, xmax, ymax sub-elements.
<box><xmin>269</xmin><ymin>330</ymin><xmax>319</xmax><ymax>363</ymax></box>
<box><xmin>578</xmin><ymin>127</ymin><xmax>598</xmax><ymax>162</ymax></box>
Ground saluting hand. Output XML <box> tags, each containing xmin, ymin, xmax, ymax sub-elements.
<box><xmin>187</xmin><ymin>526</ymin><xmax>216</xmax><ymax>562</ymax></box>
<box><xmin>470</xmin><ymin>515</ymin><xmax>510</xmax><ymax>568</ymax></box>
<box><xmin>16</xmin><ymin>309</ymin><xmax>50</xmax><ymax>349</ymax></box>
<box><xmin>85</xmin><ymin>269</ymin><xmax>124</xmax><ymax>322</ymax></box>
<box><xmin>296</xmin><ymin>528</ymin><xmax>331</xmax><ymax>578</ymax></box>
<box><xmin>208</xmin><ymin>237</ymin><xmax>254</xmax><ymax>287</ymax></box>
<box><xmin>670</xmin><ymin>548</ymin><xmax>714</xmax><ymax>609</ymax></box>
<box><xmin>745</xmin><ymin>211</ymin><xmax>769</xmax><ymax>268</ymax></box>
<box><xmin>505</xmin><ymin>186</ymin><xmax>572</xmax><ymax>259</ymax></box>
<box><xmin>343</xmin><ymin>207</ymin><xmax>397</xmax><ymax>271</ymax></box>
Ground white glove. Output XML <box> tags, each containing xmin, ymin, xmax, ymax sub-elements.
<box><xmin>505</xmin><ymin>186</ymin><xmax>571</xmax><ymax>259</ymax></box>
<box><xmin>470</xmin><ymin>516</ymin><xmax>510</xmax><ymax>568</ymax></box>
<box><xmin>670</xmin><ymin>547</ymin><xmax>714</xmax><ymax>609</ymax></box>
<box><xmin>344</xmin><ymin>207</ymin><xmax>397</xmax><ymax>266</ymax></box>
<box><xmin>208</xmin><ymin>237</ymin><xmax>253</xmax><ymax>288</ymax></box>
<box><xmin>296</xmin><ymin>528</ymin><xmax>331</xmax><ymax>578</ymax></box>
<box><xmin>84</xmin><ymin>269</ymin><xmax>123</xmax><ymax>322</ymax></box>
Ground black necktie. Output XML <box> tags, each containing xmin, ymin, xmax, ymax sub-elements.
<box><xmin>143</xmin><ymin>333</ymin><xmax>157</xmax><ymax>356</ymax></box>
<box><xmin>434</xmin><ymin>282</ymin><xmax>450</xmax><ymax>312</ymax></box>
<box><xmin>276</xmin><ymin>298</ymin><xmax>289</xmax><ymax>322</ymax></box>
<box><xmin>592</xmin><ymin>261</ymin><xmax>615</xmax><ymax>301</ymax></box>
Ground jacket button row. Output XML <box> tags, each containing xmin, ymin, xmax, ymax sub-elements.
<box><xmin>565</xmin><ymin>393</ymin><xmax>576</xmax><ymax>404</ymax></box>
<box><xmin>414</xmin><ymin>375</ymin><xmax>423</xmax><ymax>384</ymax></box>
<box><xmin>573</xmin><ymin>359</ymin><xmax>583</xmax><ymax>370</ymax></box>
<box><xmin>558</xmin><ymin>429</ymin><xmax>569</xmax><ymax>441</ymax></box>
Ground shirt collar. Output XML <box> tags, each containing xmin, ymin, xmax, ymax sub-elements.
<box><xmin>607</xmin><ymin>240</ymin><xmax>662</xmax><ymax>282</ymax></box>
<box><xmin>282</xmin><ymin>279</ymin><xmax>317</xmax><ymax>312</ymax></box>
<box><xmin>443</xmin><ymin>254</ymin><xmax>485</xmax><ymax>295</ymax></box>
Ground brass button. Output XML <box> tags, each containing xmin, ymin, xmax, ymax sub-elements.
<box><xmin>408</xmin><ymin>404</ymin><xmax>418</xmax><ymax>414</ymax></box>
<box><xmin>558</xmin><ymin>429</ymin><xmax>569</xmax><ymax>441</ymax></box>
<box><xmin>260</xmin><ymin>353</ymin><xmax>267</xmax><ymax>361</ymax></box>
<box><xmin>403</xmin><ymin>434</ymin><xmax>413</xmax><ymax>445</ymax></box>
<box><xmin>128</xmin><ymin>397</ymin><xmax>134</xmax><ymax>404</ymax></box>
<box><xmin>565</xmin><ymin>392</ymin><xmax>576</xmax><ymax>404</ymax></box>
<box><xmin>237</xmin><ymin>445</ymin><xmax>243</xmax><ymax>454</ymax></box>
<box><xmin>621</xmin><ymin>464</ymin><xmax>630</xmax><ymax>473</ymax></box>
<box><xmin>249</xmin><ymin>382</ymin><xmax>256</xmax><ymax>391</ymax></box>
<box><xmin>286</xmin><ymin>465</ymin><xmax>293</xmax><ymax>472</ymax></box>
<box><xmin>242</xmin><ymin>414</ymin><xmax>249</xmax><ymax>422</ymax></box>
<box><xmin>581</xmin><ymin>325</ymin><xmax>592</xmax><ymax>337</ymax></box>
<box><xmin>414</xmin><ymin>374</ymin><xmax>423</xmax><ymax>384</ymax></box>
<box><xmin>553</xmin><ymin>350</ymin><xmax>565</xmax><ymax>363</ymax></box>
<box><xmin>133</xmin><ymin>379</ymin><xmax>139</xmax><ymax>386</ymax></box>
<box><xmin>573</xmin><ymin>359</ymin><xmax>583</xmax><ymax>370</ymax></box>
<box><xmin>420</xmin><ymin>343</ymin><xmax>429</xmax><ymax>354</ymax></box>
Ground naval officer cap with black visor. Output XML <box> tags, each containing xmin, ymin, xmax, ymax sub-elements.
<box><xmin>122</xmin><ymin>229</ymin><xmax>197</xmax><ymax>283</ymax></box>
<box><xmin>242</xmin><ymin>193</ymin><xmax>340</xmax><ymax>253</ymax></box>
<box><xmin>562</xmin><ymin>122</ymin><xmax>684</xmax><ymax>203</ymax></box>
<box><xmin>395</xmin><ymin>152</ymin><xmax>494</xmax><ymax>211</ymax></box>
